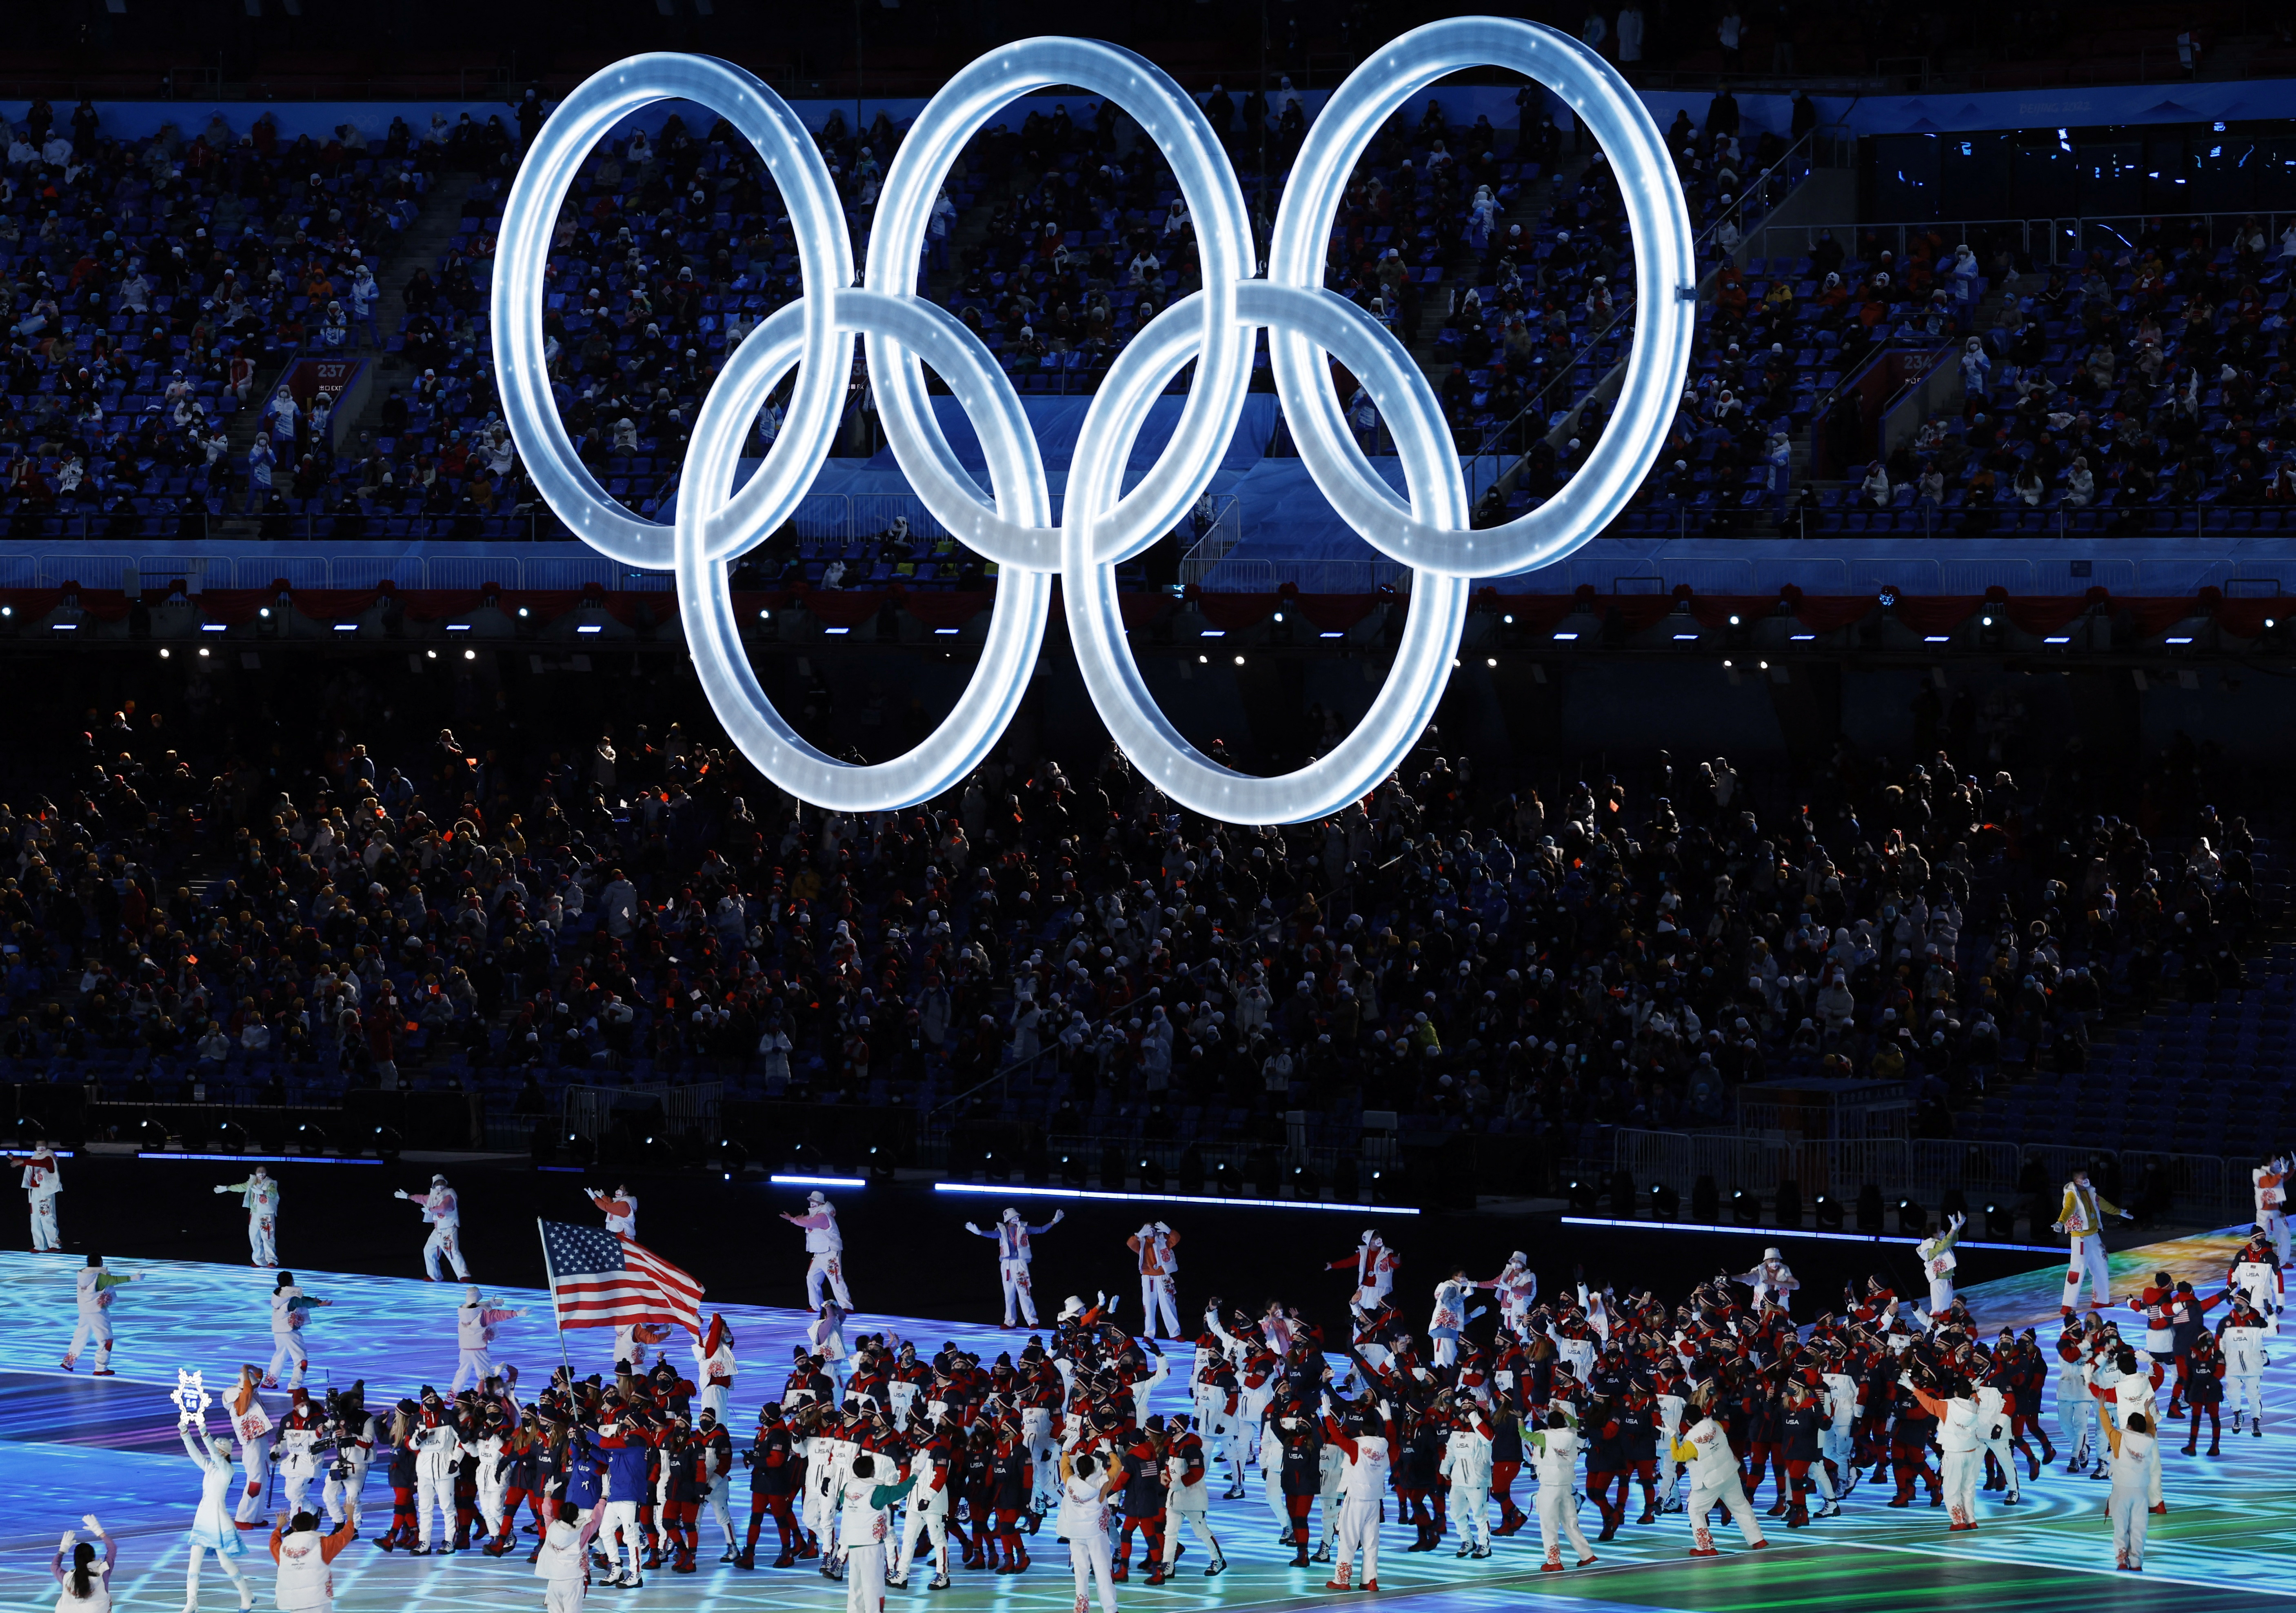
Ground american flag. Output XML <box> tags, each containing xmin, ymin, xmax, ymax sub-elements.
<box><xmin>538</xmin><ymin>1219</ymin><xmax>706</xmax><ymax>1336</ymax></box>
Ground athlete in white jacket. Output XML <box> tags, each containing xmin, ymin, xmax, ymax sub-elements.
<box><xmin>452</xmin><ymin>1288</ymin><xmax>525</xmax><ymax>1393</ymax></box>
<box><xmin>533</xmin><ymin>1509</ymin><xmax>604</xmax><ymax>1613</ymax></box>
<box><xmin>2221</xmin><ymin>1305</ymin><xmax>2269</xmax><ymax>1434</ymax></box>
<box><xmin>62</xmin><ymin>1256</ymin><xmax>139</xmax><ymax>1374</ymax></box>
<box><xmin>1671</xmin><ymin>1391</ymin><xmax>1767</xmax><ymax>1556</ymax></box>
<box><xmin>1439</xmin><ymin>1406</ymin><xmax>1496</xmax><ymax>1559</ymax></box>
<box><xmin>266</xmin><ymin>1275</ymin><xmax>331</xmax><ymax>1389</ymax></box>
<box><xmin>1529</xmin><ymin>1409</ymin><xmax>1597</xmax><ymax>1571</ymax></box>
<box><xmin>1320</xmin><ymin>1394</ymin><xmax>1391</xmax><ymax>1592</ymax></box>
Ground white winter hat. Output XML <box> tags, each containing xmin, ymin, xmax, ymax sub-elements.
<box><xmin>1059</xmin><ymin>1296</ymin><xmax>1087</xmax><ymax>1321</ymax></box>
<box><xmin>807</xmin><ymin>1191</ymin><xmax>828</xmax><ymax>1206</ymax></box>
<box><xmin>1763</xmin><ymin>1247</ymin><xmax>1782</xmax><ymax>1260</ymax></box>
<box><xmin>1002</xmin><ymin>1207</ymin><xmax>1021</xmax><ymax>1222</ymax></box>
<box><xmin>466</xmin><ymin>1284</ymin><xmax>482</xmax><ymax>1302</ymax></box>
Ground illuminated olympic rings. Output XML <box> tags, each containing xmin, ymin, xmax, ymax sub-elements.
<box><xmin>492</xmin><ymin>21</ymin><xmax>1694</xmax><ymax>823</ymax></box>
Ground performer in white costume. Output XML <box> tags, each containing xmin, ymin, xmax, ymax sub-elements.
<box><xmin>964</xmin><ymin>1206</ymin><xmax>1064</xmax><ymax>1327</ymax></box>
<box><xmin>62</xmin><ymin>1254</ymin><xmax>139</xmax><ymax>1374</ymax></box>
<box><xmin>181</xmin><ymin>1421</ymin><xmax>256</xmax><ymax>1611</ymax></box>
<box><xmin>391</xmin><ymin>1176</ymin><xmax>470</xmax><ymax>1281</ymax></box>
<box><xmin>2054</xmin><ymin>1170</ymin><xmax>2129</xmax><ymax>1313</ymax></box>
<box><xmin>215</xmin><ymin>1168</ymin><xmax>284</xmax><ymax>1267</ymax></box>
<box><xmin>780</xmin><ymin>1192</ymin><xmax>853</xmax><ymax>1309</ymax></box>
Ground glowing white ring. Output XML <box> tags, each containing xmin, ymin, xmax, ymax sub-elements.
<box><xmin>492</xmin><ymin>24</ymin><xmax>1695</xmax><ymax>823</ymax></box>
<box><xmin>862</xmin><ymin>38</ymin><xmax>1256</xmax><ymax>572</ymax></box>
<box><xmin>679</xmin><ymin>286</ymin><xmax>1050</xmax><ymax>809</ymax></box>
<box><xmin>1267</xmin><ymin>18</ymin><xmax>1697</xmax><ymax>577</ymax></box>
<box><xmin>1064</xmin><ymin>280</ymin><xmax>1470</xmax><ymax>823</ymax></box>
<box><xmin>491</xmin><ymin>53</ymin><xmax>855</xmax><ymax>571</ymax></box>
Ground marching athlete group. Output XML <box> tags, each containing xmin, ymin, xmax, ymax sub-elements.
<box><xmin>33</xmin><ymin>1163</ymin><xmax>2294</xmax><ymax>1613</ymax></box>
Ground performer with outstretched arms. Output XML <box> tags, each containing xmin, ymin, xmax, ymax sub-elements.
<box><xmin>965</xmin><ymin>1206</ymin><xmax>1064</xmax><ymax>1327</ymax></box>
<box><xmin>391</xmin><ymin>1176</ymin><xmax>470</xmax><ymax>1282</ymax></box>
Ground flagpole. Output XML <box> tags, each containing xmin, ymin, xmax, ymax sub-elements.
<box><xmin>537</xmin><ymin>1217</ymin><xmax>573</xmax><ymax>1380</ymax></box>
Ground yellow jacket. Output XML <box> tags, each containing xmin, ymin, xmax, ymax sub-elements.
<box><xmin>2057</xmin><ymin>1182</ymin><xmax>2121</xmax><ymax>1237</ymax></box>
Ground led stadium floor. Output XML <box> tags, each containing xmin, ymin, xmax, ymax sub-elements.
<box><xmin>0</xmin><ymin>1234</ymin><xmax>2284</xmax><ymax>1613</ymax></box>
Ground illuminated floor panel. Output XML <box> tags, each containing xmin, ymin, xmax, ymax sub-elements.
<box><xmin>0</xmin><ymin>1237</ymin><xmax>2284</xmax><ymax>1611</ymax></box>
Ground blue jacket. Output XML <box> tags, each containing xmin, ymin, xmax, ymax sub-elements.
<box><xmin>600</xmin><ymin>1432</ymin><xmax>651</xmax><ymax>1501</ymax></box>
<box><xmin>563</xmin><ymin>1432</ymin><xmax>604</xmax><ymax>1509</ymax></box>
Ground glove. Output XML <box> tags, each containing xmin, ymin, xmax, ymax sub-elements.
<box><xmin>966</xmin><ymin>1223</ymin><xmax>980</xmax><ymax>1234</ymax></box>
<box><xmin>59</xmin><ymin>1531</ymin><xmax>75</xmax><ymax>1553</ymax></box>
<box><xmin>81</xmin><ymin>1515</ymin><xmax>101</xmax><ymax>1535</ymax></box>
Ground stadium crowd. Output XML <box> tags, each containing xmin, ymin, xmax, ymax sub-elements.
<box><xmin>0</xmin><ymin>650</ymin><xmax>2263</xmax><ymax>1177</ymax></box>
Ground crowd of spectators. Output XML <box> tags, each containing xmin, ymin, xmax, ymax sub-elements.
<box><xmin>8</xmin><ymin>86</ymin><xmax>2291</xmax><ymax>557</ymax></box>
<box><xmin>1832</xmin><ymin>218</ymin><xmax>2296</xmax><ymax>535</ymax></box>
<box><xmin>0</xmin><ymin>99</ymin><xmax>453</xmax><ymax>538</ymax></box>
<box><xmin>0</xmin><ymin>656</ymin><xmax>2266</xmax><ymax>1181</ymax></box>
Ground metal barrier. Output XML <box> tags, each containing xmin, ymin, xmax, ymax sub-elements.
<box><xmin>1616</xmin><ymin>1127</ymin><xmax>2250</xmax><ymax>1223</ymax></box>
<box><xmin>0</xmin><ymin>548</ymin><xmax>672</xmax><ymax>593</ymax></box>
<box><xmin>562</xmin><ymin>1081</ymin><xmax>722</xmax><ymax>1147</ymax></box>
<box><xmin>1180</xmin><ymin>557</ymin><xmax>1413</xmax><ymax>595</ymax></box>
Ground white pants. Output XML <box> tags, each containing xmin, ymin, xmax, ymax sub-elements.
<box><xmin>2058</xmin><ymin>1390</ymin><xmax>2095</xmax><ymax>1463</ymax></box>
<box><xmin>1820</xmin><ymin>1425</ymin><xmax>1854</xmax><ymax>1484</ymax></box>
<box><xmin>452</xmin><ymin>1347</ymin><xmax>492</xmax><ymax>1393</ymax></box>
<box><xmin>269</xmin><ymin>1329</ymin><xmax>309</xmax><ymax>1387</ymax></box>
<box><xmin>1981</xmin><ymin>1430</ymin><xmax>2021</xmax><ymax>1499</ymax></box>
<box><xmin>1454</xmin><ymin>1482</ymin><xmax>1490</xmax><ymax>1549</ymax></box>
<box><xmin>424</xmin><ymin>1224</ymin><xmax>470</xmax><ymax>1282</ymax></box>
<box><xmin>235</xmin><ymin>1437</ymin><xmax>273</xmax><ymax>1523</ymax></box>
<box><xmin>1139</xmin><ymin>1275</ymin><xmax>1179</xmax><ymax>1338</ymax></box>
<box><xmin>282</xmin><ymin>1461</ymin><xmax>318</xmax><ymax>1517</ymax></box>
<box><xmin>29</xmin><ymin>1195</ymin><xmax>60</xmax><ymax>1250</ymax></box>
<box><xmin>706</xmin><ymin>1483</ymin><xmax>736</xmax><ymax>1549</ymax></box>
<box><xmin>1535</xmin><ymin>1482</ymin><xmax>1590</xmax><ymax>1565</ymax></box>
<box><xmin>1334</xmin><ymin>1495</ymin><xmax>1379</xmax><ymax>1584</ymax></box>
<box><xmin>1070</xmin><ymin>1528</ymin><xmax>1117</xmax><ymax>1613</ymax></box>
<box><xmin>1022</xmin><ymin>1410</ymin><xmax>1057</xmax><ymax>1507</ymax></box>
<box><xmin>898</xmin><ymin>1499</ymin><xmax>949</xmax><ymax>1581</ymax></box>
<box><xmin>323</xmin><ymin>1460</ymin><xmax>367</xmax><ymax>1528</ymax></box>
<box><xmin>1431</xmin><ymin>1336</ymin><xmax>1457</xmax><ymax>1368</ymax></box>
<box><xmin>65</xmin><ymin>1311</ymin><xmax>112</xmax><ymax>1369</ymax></box>
<box><xmin>807</xmin><ymin>1252</ymin><xmax>853</xmax><ymax>1309</ymax></box>
<box><xmin>249</xmin><ymin>1214</ymin><xmax>278</xmax><ymax>1266</ymax></box>
<box><xmin>1927</xmin><ymin>1276</ymin><xmax>1956</xmax><ymax>1316</ymax></box>
<box><xmin>477</xmin><ymin>1467</ymin><xmax>508</xmax><ymax>1535</ymax></box>
<box><xmin>185</xmin><ymin>1540</ymin><xmax>252</xmax><ymax>1609</ymax></box>
<box><xmin>1940</xmin><ymin>1447</ymin><xmax>1980</xmax><ymax>1525</ymax></box>
<box><xmin>699</xmin><ymin>1380</ymin><xmax>730</xmax><ymax>1423</ymax></box>
<box><xmin>2230</xmin><ymin>1373</ymin><xmax>2265</xmax><ymax>1425</ymax></box>
<box><xmin>2108</xmin><ymin>1478</ymin><xmax>2149</xmax><ymax>1565</ymax></box>
<box><xmin>416</xmin><ymin>1468</ymin><xmax>456</xmax><ymax>1547</ymax></box>
<box><xmin>1164</xmin><ymin>1503</ymin><xmax>1219</xmax><ymax>1565</ymax></box>
<box><xmin>845</xmin><ymin>1541</ymin><xmax>886</xmax><ymax>1613</ymax></box>
<box><xmin>544</xmin><ymin>1580</ymin><xmax>585</xmax><ymax>1613</ymax></box>
<box><xmin>2061</xmin><ymin>1235</ymin><xmax>2112</xmax><ymax>1310</ymax></box>
<box><xmin>1000</xmin><ymin>1258</ymin><xmax>1038</xmax><ymax>1326</ymax></box>
<box><xmin>600</xmin><ymin>1499</ymin><xmax>643</xmax><ymax>1578</ymax></box>
<box><xmin>1686</xmin><ymin>1471</ymin><xmax>1765</xmax><ymax>1551</ymax></box>
<box><xmin>2265</xmin><ymin>1210</ymin><xmax>2290</xmax><ymax>1267</ymax></box>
